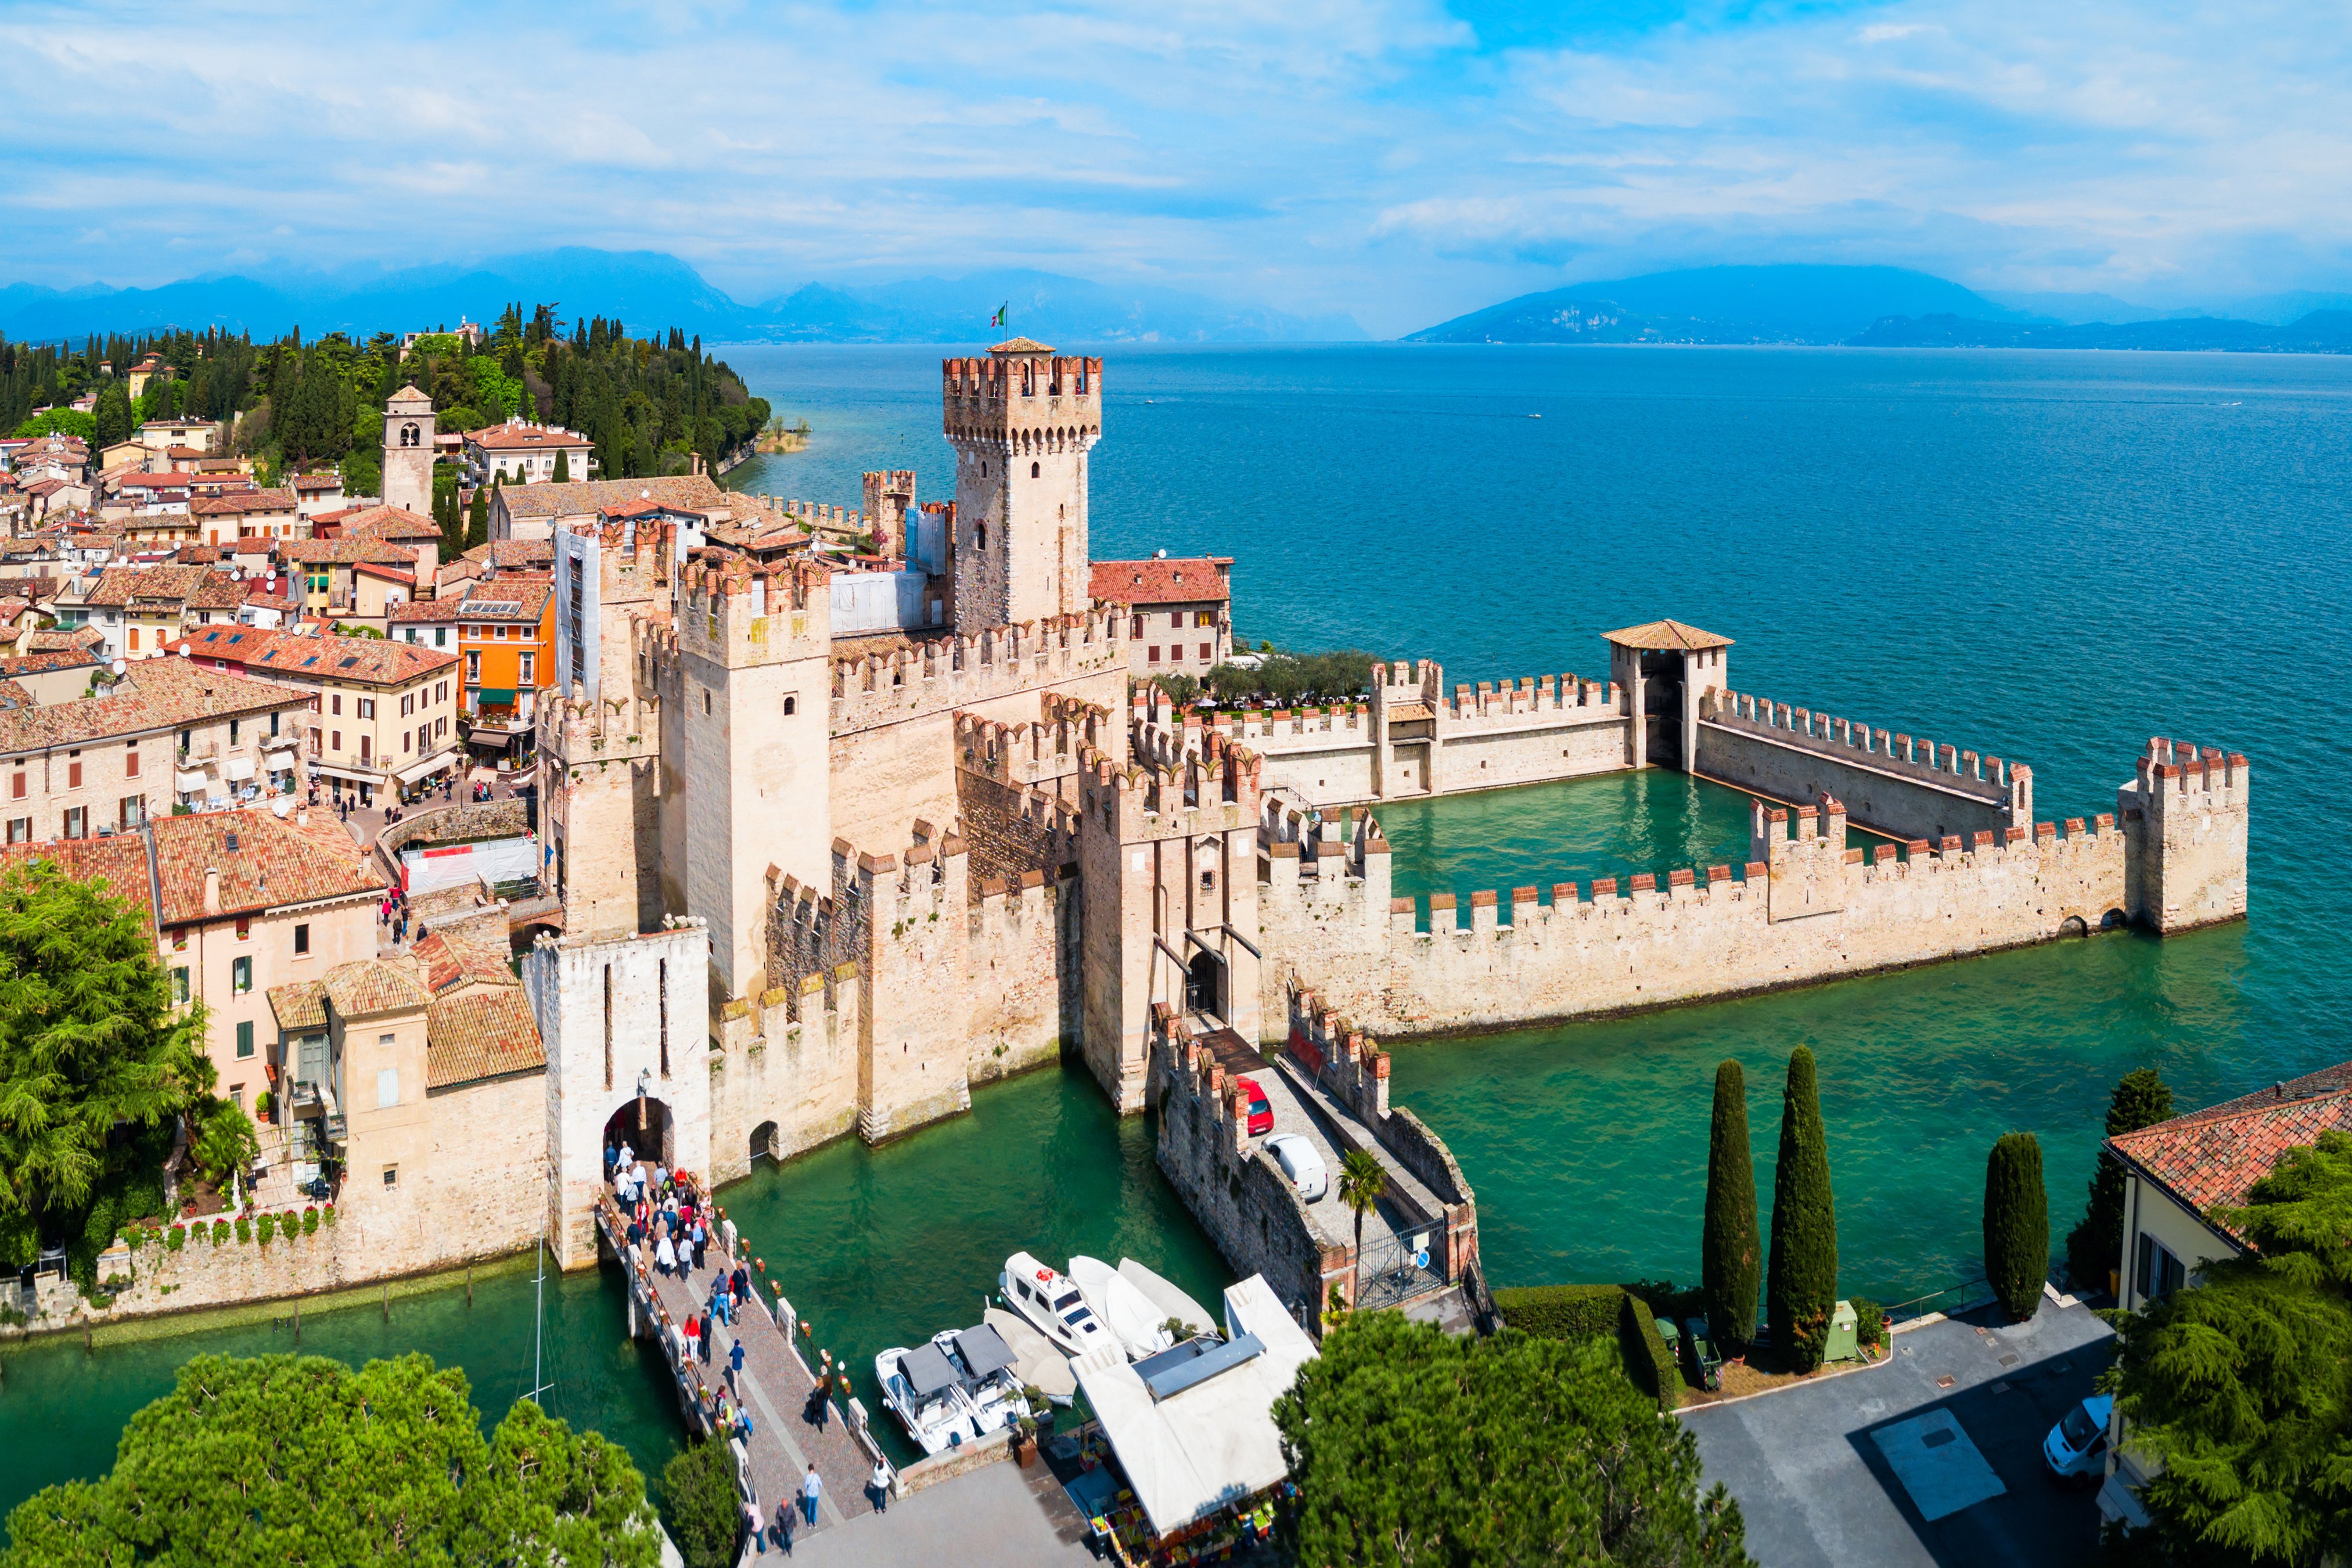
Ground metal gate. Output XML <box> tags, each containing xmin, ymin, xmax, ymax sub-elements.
<box><xmin>1354</xmin><ymin>1224</ymin><xmax>1444</xmax><ymax>1312</ymax></box>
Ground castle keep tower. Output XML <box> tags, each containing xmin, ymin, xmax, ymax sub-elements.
<box><xmin>944</xmin><ymin>341</ymin><xmax>1102</xmax><ymax>634</ymax></box>
<box><xmin>382</xmin><ymin>384</ymin><xmax>436</xmax><ymax>515</ymax></box>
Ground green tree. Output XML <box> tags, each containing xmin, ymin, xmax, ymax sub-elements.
<box><xmin>552</xmin><ymin>446</ymin><xmax>570</xmax><ymax>483</ymax></box>
<box><xmin>0</xmin><ymin>1353</ymin><xmax>659</xmax><ymax>1566</ymax></box>
<box><xmin>466</xmin><ymin>485</ymin><xmax>490</xmax><ymax>553</ymax></box>
<box><xmin>1982</xmin><ymin>1132</ymin><xmax>2049</xmax><ymax>1322</ymax></box>
<box><xmin>2104</xmin><ymin>1131</ymin><xmax>2352</xmax><ymax>1567</ymax></box>
<box><xmin>1337</xmin><ymin>1148</ymin><xmax>1388</xmax><ymax>1305</ymax></box>
<box><xmin>0</xmin><ymin>859</ymin><xmax>211</xmax><ymax>1269</ymax></box>
<box><xmin>2067</xmin><ymin>1068</ymin><xmax>2175</xmax><ymax>1291</ymax></box>
<box><xmin>1272</xmin><ymin>1310</ymin><xmax>1751</xmax><ymax>1567</ymax></box>
<box><xmin>1765</xmin><ymin>1046</ymin><xmax>1838</xmax><ymax>1372</ymax></box>
<box><xmin>1703</xmin><ymin>1059</ymin><xmax>1761</xmax><ymax>1346</ymax></box>
<box><xmin>12</xmin><ymin>408</ymin><xmax>97</xmax><ymax>441</ymax></box>
<box><xmin>190</xmin><ymin>1097</ymin><xmax>260</xmax><ymax>1190</ymax></box>
<box><xmin>92</xmin><ymin>382</ymin><xmax>131</xmax><ymax>451</ymax></box>
<box><xmin>660</xmin><ymin>1438</ymin><xmax>741</xmax><ymax>1568</ymax></box>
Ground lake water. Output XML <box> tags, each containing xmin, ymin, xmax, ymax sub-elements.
<box><xmin>4</xmin><ymin>344</ymin><xmax>2346</xmax><ymax>1520</ymax></box>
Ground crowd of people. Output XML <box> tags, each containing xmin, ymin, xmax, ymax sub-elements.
<box><xmin>603</xmin><ymin>1138</ymin><xmax>894</xmax><ymax>1554</ymax></box>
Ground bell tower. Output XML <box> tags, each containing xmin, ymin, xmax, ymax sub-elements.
<box><xmin>382</xmin><ymin>383</ymin><xmax>436</xmax><ymax>515</ymax></box>
<box><xmin>943</xmin><ymin>340</ymin><xmax>1102</xmax><ymax>633</ymax></box>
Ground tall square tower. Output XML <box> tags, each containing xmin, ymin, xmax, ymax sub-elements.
<box><xmin>382</xmin><ymin>384</ymin><xmax>436</xmax><ymax>516</ymax></box>
<box><xmin>944</xmin><ymin>341</ymin><xmax>1102</xmax><ymax>633</ymax></box>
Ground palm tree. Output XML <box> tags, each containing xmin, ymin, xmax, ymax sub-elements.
<box><xmin>1337</xmin><ymin>1148</ymin><xmax>1389</xmax><ymax>1308</ymax></box>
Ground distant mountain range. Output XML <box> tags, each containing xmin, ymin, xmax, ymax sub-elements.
<box><xmin>0</xmin><ymin>250</ymin><xmax>1366</xmax><ymax>346</ymax></box>
<box><xmin>1411</xmin><ymin>265</ymin><xmax>2352</xmax><ymax>353</ymax></box>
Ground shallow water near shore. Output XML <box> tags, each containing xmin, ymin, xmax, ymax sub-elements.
<box><xmin>1</xmin><ymin>344</ymin><xmax>2344</xmax><ymax>1526</ymax></box>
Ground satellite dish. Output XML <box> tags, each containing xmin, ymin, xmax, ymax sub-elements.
<box><xmin>271</xmin><ymin>797</ymin><xmax>293</xmax><ymax>819</ymax></box>
<box><xmin>110</xmin><ymin>658</ymin><xmax>127</xmax><ymax>675</ymax></box>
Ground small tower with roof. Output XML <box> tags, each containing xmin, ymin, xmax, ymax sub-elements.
<box><xmin>382</xmin><ymin>384</ymin><xmax>436</xmax><ymax>516</ymax></box>
<box><xmin>1601</xmin><ymin>618</ymin><xmax>1732</xmax><ymax>769</ymax></box>
<box><xmin>941</xmin><ymin>339</ymin><xmax>1102</xmax><ymax>633</ymax></box>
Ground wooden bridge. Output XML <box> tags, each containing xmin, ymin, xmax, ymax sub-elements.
<box><xmin>595</xmin><ymin>1191</ymin><xmax>887</xmax><ymax>1544</ymax></box>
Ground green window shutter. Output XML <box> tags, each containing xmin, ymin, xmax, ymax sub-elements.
<box><xmin>236</xmin><ymin>1021</ymin><xmax>254</xmax><ymax>1058</ymax></box>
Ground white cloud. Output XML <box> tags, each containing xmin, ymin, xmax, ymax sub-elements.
<box><xmin>0</xmin><ymin>0</ymin><xmax>2344</xmax><ymax>332</ymax></box>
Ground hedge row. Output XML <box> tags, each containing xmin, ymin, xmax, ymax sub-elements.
<box><xmin>1493</xmin><ymin>1283</ymin><xmax>1681</xmax><ymax>1411</ymax></box>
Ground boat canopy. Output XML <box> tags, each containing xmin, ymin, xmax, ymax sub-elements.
<box><xmin>954</xmin><ymin>1324</ymin><xmax>1018</xmax><ymax>1381</ymax></box>
<box><xmin>897</xmin><ymin>1342</ymin><xmax>961</xmax><ymax>1398</ymax></box>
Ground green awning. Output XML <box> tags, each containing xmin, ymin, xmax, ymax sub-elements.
<box><xmin>473</xmin><ymin>688</ymin><xmax>517</xmax><ymax>704</ymax></box>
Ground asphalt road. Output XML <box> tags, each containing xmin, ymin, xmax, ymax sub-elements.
<box><xmin>1682</xmin><ymin>1295</ymin><xmax>2116</xmax><ymax>1568</ymax></box>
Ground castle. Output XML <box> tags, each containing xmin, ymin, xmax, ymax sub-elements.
<box><xmin>516</xmin><ymin>341</ymin><xmax>2252</xmax><ymax>1285</ymax></box>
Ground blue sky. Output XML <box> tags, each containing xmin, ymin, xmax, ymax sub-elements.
<box><xmin>1</xmin><ymin>0</ymin><xmax>2346</xmax><ymax>335</ymax></box>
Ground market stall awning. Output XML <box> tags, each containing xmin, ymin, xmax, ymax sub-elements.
<box><xmin>394</xmin><ymin>750</ymin><xmax>459</xmax><ymax>785</ymax></box>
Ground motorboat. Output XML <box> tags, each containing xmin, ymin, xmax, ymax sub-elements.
<box><xmin>1001</xmin><ymin>1251</ymin><xmax>1119</xmax><ymax>1359</ymax></box>
<box><xmin>1069</xmin><ymin>1254</ymin><xmax>1178</xmax><ymax>1361</ymax></box>
<box><xmin>873</xmin><ymin>1342</ymin><xmax>981</xmax><ymax>1456</ymax></box>
<box><xmin>982</xmin><ymin>1306</ymin><xmax>1077</xmax><ymax>1405</ymax></box>
<box><xmin>933</xmin><ymin>1322</ymin><xmax>1030</xmax><ymax>1435</ymax></box>
<box><xmin>1116</xmin><ymin>1257</ymin><xmax>1218</xmax><ymax>1340</ymax></box>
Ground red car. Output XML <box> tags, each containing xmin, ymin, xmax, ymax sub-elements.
<box><xmin>1239</xmin><ymin>1076</ymin><xmax>1274</xmax><ymax>1136</ymax></box>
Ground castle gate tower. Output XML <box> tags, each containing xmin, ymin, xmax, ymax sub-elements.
<box><xmin>382</xmin><ymin>384</ymin><xmax>437</xmax><ymax>516</ymax></box>
<box><xmin>944</xmin><ymin>341</ymin><xmax>1102</xmax><ymax>634</ymax></box>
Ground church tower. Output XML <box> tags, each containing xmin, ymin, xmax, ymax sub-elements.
<box><xmin>382</xmin><ymin>384</ymin><xmax>436</xmax><ymax>515</ymax></box>
<box><xmin>943</xmin><ymin>341</ymin><xmax>1102</xmax><ymax>633</ymax></box>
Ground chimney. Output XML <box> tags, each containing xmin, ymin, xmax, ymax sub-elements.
<box><xmin>203</xmin><ymin>866</ymin><xmax>220</xmax><ymax>915</ymax></box>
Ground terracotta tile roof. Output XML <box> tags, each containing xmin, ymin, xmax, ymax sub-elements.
<box><xmin>1089</xmin><ymin>557</ymin><xmax>1232</xmax><ymax>606</ymax></box>
<box><xmin>1601</xmin><ymin>618</ymin><xmax>1735</xmax><ymax>652</ymax></box>
<box><xmin>186</xmin><ymin>574</ymin><xmax>251</xmax><ymax>610</ymax></box>
<box><xmin>290</xmin><ymin>474</ymin><xmax>343</xmax><ymax>493</ymax></box>
<box><xmin>24</xmin><ymin>628</ymin><xmax>102</xmax><ymax>653</ymax></box>
<box><xmin>465</xmin><ymin>421</ymin><xmax>591</xmax><ymax>452</ymax></box>
<box><xmin>333</xmin><ymin>506</ymin><xmax>441</xmax><ymax>542</ymax></box>
<box><xmin>353</xmin><ymin>563</ymin><xmax>416</xmax><ymax>585</ymax></box>
<box><xmin>267</xmin><ymin>978</ymin><xmax>329</xmax><ymax>1033</ymax></box>
<box><xmin>0</xmin><ymin>659</ymin><xmax>306</xmax><ymax>754</ymax></box>
<box><xmin>0</xmin><ymin>678</ymin><xmax>35</xmax><ymax>710</ymax></box>
<box><xmin>84</xmin><ymin>564</ymin><xmax>215</xmax><ymax>607</ymax></box>
<box><xmin>2205</xmin><ymin>1061</ymin><xmax>2352</xmax><ymax>1116</ymax></box>
<box><xmin>992</xmin><ymin>337</ymin><xmax>1055</xmax><ymax>353</ymax></box>
<box><xmin>0</xmin><ymin>649</ymin><xmax>96</xmax><ymax>678</ymax></box>
<box><xmin>179</xmin><ymin>627</ymin><xmax>459</xmax><ymax>687</ymax></box>
<box><xmin>461</xmin><ymin>539</ymin><xmax>554</xmax><ymax>569</ymax></box>
<box><xmin>495</xmin><ymin>475</ymin><xmax>728</xmax><ymax>522</ymax></box>
<box><xmin>152</xmin><ymin>807</ymin><xmax>384</xmax><ymax>926</ymax></box>
<box><xmin>0</xmin><ymin>835</ymin><xmax>157</xmax><ymax>930</ymax></box>
<box><xmin>389</xmin><ymin>384</ymin><xmax>429</xmax><ymax>404</ymax></box>
<box><xmin>321</xmin><ymin>958</ymin><xmax>430</xmax><ymax>1019</ymax></box>
<box><xmin>190</xmin><ymin>490</ymin><xmax>295</xmax><ymax>516</ymax></box>
<box><xmin>389</xmin><ymin>599</ymin><xmax>456</xmax><ymax>624</ymax></box>
<box><xmin>2109</xmin><ymin>1070</ymin><xmax>2352</xmax><ymax>1244</ymax></box>
<box><xmin>451</xmin><ymin>582</ymin><xmax>551</xmax><ymax>621</ymax></box>
<box><xmin>413</xmin><ymin>929</ymin><xmax>515</xmax><ymax>996</ymax></box>
<box><xmin>426</xmin><ymin>987</ymin><xmax>544</xmax><ymax>1088</ymax></box>
<box><xmin>277</xmin><ymin>539</ymin><xmax>421</xmax><ymax>566</ymax></box>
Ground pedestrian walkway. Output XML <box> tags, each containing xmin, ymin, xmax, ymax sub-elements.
<box><xmin>594</xmin><ymin>1190</ymin><xmax>882</xmax><ymax>1545</ymax></box>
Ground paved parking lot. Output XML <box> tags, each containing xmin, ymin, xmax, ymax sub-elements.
<box><xmin>1682</xmin><ymin>1296</ymin><xmax>2115</xmax><ymax>1568</ymax></box>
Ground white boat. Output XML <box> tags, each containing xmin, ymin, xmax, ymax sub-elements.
<box><xmin>1001</xmin><ymin>1251</ymin><xmax>1119</xmax><ymax>1359</ymax></box>
<box><xmin>1116</xmin><ymin>1258</ymin><xmax>1217</xmax><ymax>1340</ymax></box>
<box><xmin>933</xmin><ymin>1323</ymin><xmax>1030</xmax><ymax>1435</ymax></box>
<box><xmin>983</xmin><ymin>1306</ymin><xmax>1077</xmax><ymax>1405</ymax></box>
<box><xmin>874</xmin><ymin>1343</ymin><xmax>981</xmax><ymax>1456</ymax></box>
<box><xmin>1070</xmin><ymin>1254</ymin><xmax>1178</xmax><ymax>1361</ymax></box>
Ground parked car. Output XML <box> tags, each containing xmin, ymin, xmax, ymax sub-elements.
<box><xmin>1239</xmin><ymin>1076</ymin><xmax>1273</xmax><ymax>1136</ymax></box>
<box><xmin>1265</xmin><ymin>1134</ymin><xmax>1328</xmax><ymax>1201</ymax></box>
<box><xmin>2044</xmin><ymin>1394</ymin><xmax>2113</xmax><ymax>1485</ymax></box>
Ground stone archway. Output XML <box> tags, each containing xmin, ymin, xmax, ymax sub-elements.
<box><xmin>749</xmin><ymin>1120</ymin><xmax>780</xmax><ymax>1166</ymax></box>
<box><xmin>603</xmin><ymin>1095</ymin><xmax>675</xmax><ymax>1171</ymax></box>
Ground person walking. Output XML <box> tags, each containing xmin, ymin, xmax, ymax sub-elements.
<box><xmin>743</xmin><ymin>1495</ymin><xmax>765</xmax><ymax>1555</ymax></box>
<box><xmin>729</xmin><ymin>1335</ymin><xmax>746</xmax><ymax>1391</ymax></box>
<box><xmin>801</xmin><ymin>1466</ymin><xmax>822</xmax><ymax>1528</ymax></box>
<box><xmin>869</xmin><ymin>1459</ymin><xmax>891</xmax><ymax>1514</ymax></box>
<box><xmin>654</xmin><ymin>1231</ymin><xmax>676</xmax><ymax>1278</ymax></box>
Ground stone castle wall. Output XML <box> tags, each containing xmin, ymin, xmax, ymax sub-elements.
<box><xmin>1257</xmin><ymin>812</ymin><xmax>2134</xmax><ymax>1040</ymax></box>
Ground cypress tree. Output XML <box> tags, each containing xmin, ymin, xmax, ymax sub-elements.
<box><xmin>2065</xmin><ymin>1068</ymin><xmax>2174</xmax><ymax>1291</ymax></box>
<box><xmin>551</xmin><ymin>447</ymin><xmax>569</xmax><ymax>484</ymax></box>
<box><xmin>465</xmin><ymin>486</ymin><xmax>489</xmax><ymax>552</ymax></box>
<box><xmin>1702</xmin><ymin>1060</ymin><xmax>1760</xmax><ymax>1347</ymax></box>
<box><xmin>1983</xmin><ymin>1132</ymin><xmax>2050</xmax><ymax>1322</ymax></box>
<box><xmin>1765</xmin><ymin>1046</ymin><xmax>1838</xmax><ymax>1372</ymax></box>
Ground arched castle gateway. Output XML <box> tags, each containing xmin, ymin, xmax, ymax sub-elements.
<box><xmin>524</xmin><ymin>341</ymin><xmax>2252</xmax><ymax>1269</ymax></box>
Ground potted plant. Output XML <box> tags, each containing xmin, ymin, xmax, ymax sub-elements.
<box><xmin>1013</xmin><ymin>1414</ymin><xmax>1040</xmax><ymax>1467</ymax></box>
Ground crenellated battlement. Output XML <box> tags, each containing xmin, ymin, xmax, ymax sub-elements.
<box><xmin>1699</xmin><ymin>686</ymin><xmax>2031</xmax><ymax>828</ymax></box>
<box><xmin>952</xmin><ymin>698</ymin><xmax>1110</xmax><ymax>789</ymax></box>
<box><xmin>941</xmin><ymin>349</ymin><xmax>1103</xmax><ymax>447</ymax></box>
<box><xmin>676</xmin><ymin>555</ymin><xmax>833</xmax><ymax>667</ymax></box>
<box><xmin>828</xmin><ymin>607</ymin><xmax>1124</xmax><ymax>733</ymax></box>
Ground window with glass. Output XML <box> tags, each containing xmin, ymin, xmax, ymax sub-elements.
<box><xmin>232</xmin><ymin>955</ymin><xmax>251</xmax><ymax>993</ymax></box>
